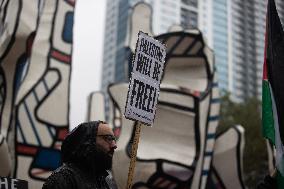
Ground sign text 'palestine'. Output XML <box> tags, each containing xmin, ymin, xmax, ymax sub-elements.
<box><xmin>125</xmin><ymin>31</ymin><xmax>166</xmax><ymax>126</ymax></box>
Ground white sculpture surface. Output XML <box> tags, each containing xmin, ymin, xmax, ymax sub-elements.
<box><xmin>0</xmin><ymin>1</ymin><xmax>75</xmax><ymax>188</ymax></box>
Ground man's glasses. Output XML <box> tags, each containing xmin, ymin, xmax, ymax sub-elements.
<box><xmin>97</xmin><ymin>134</ymin><xmax>117</xmax><ymax>144</ymax></box>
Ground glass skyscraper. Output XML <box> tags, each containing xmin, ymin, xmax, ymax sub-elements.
<box><xmin>101</xmin><ymin>0</ymin><xmax>198</xmax><ymax>117</ymax></box>
<box><xmin>101</xmin><ymin>0</ymin><xmax>284</xmax><ymax>108</ymax></box>
<box><xmin>101</xmin><ymin>0</ymin><xmax>199</xmax><ymax>92</ymax></box>
<box><xmin>213</xmin><ymin>0</ymin><xmax>229</xmax><ymax>91</ymax></box>
<box><xmin>199</xmin><ymin>0</ymin><xmax>284</xmax><ymax>101</ymax></box>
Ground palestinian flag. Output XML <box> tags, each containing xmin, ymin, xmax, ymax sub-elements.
<box><xmin>262</xmin><ymin>0</ymin><xmax>284</xmax><ymax>187</ymax></box>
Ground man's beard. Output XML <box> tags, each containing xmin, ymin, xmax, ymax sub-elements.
<box><xmin>92</xmin><ymin>147</ymin><xmax>113</xmax><ymax>173</ymax></box>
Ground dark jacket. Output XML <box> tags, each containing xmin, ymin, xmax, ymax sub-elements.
<box><xmin>42</xmin><ymin>121</ymin><xmax>117</xmax><ymax>189</ymax></box>
<box><xmin>257</xmin><ymin>175</ymin><xmax>277</xmax><ymax>189</ymax></box>
<box><xmin>42</xmin><ymin>163</ymin><xmax>111</xmax><ymax>189</ymax></box>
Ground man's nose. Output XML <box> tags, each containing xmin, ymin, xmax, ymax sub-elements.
<box><xmin>111</xmin><ymin>141</ymin><xmax>117</xmax><ymax>149</ymax></box>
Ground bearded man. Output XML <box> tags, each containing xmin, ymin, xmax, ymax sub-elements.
<box><xmin>42</xmin><ymin>121</ymin><xmax>118</xmax><ymax>189</ymax></box>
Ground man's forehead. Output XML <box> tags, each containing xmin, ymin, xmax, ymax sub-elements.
<box><xmin>97</xmin><ymin>123</ymin><xmax>113</xmax><ymax>135</ymax></box>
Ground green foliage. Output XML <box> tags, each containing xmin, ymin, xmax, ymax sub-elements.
<box><xmin>218</xmin><ymin>93</ymin><xmax>268</xmax><ymax>188</ymax></box>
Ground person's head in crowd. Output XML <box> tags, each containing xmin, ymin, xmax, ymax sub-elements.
<box><xmin>61</xmin><ymin>120</ymin><xmax>117</xmax><ymax>174</ymax></box>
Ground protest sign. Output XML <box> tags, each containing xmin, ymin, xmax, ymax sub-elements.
<box><xmin>124</xmin><ymin>31</ymin><xmax>166</xmax><ymax>189</ymax></box>
<box><xmin>0</xmin><ymin>177</ymin><xmax>28</xmax><ymax>189</ymax></box>
<box><xmin>125</xmin><ymin>31</ymin><xmax>166</xmax><ymax>126</ymax></box>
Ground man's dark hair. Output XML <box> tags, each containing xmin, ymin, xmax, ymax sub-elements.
<box><xmin>61</xmin><ymin>121</ymin><xmax>106</xmax><ymax>169</ymax></box>
<box><xmin>42</xmin><ymin>121</ymin><xmax>114</xmax><ymax>189</ymax></box>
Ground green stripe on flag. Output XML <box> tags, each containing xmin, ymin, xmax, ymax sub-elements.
<box><xmin>262</xmin><ymin>80</ymin><xmax>275</xmax><ymax>145</ymax></box>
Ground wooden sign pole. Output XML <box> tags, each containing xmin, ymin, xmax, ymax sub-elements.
<box><xmin>124</xmin><ymin>31</ymin><xmax>166</xmax><ymax>188</ymax></box>
<box><xmin>126</xmin><ymin>121</ymin><xmax>142</xmax><ymax>189</ymax></box>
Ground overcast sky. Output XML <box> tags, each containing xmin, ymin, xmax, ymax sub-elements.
<box><xmin>70</xmin><ymin>0</ymin><xmax>106</xmax><ymax>129</ymax></box>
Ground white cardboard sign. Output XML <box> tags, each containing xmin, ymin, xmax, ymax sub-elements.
<box><xmin>0</xmin><ymin>177</ymin><xmax>28</xmax><ymax>189</ymax></box>
<box><xmin>124</xmin><ymin>31</ymin><xmax>166</xmax><ymax>126</ymax></box>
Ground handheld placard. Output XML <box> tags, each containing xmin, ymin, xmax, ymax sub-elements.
<box><xmin>124</xmin><ymin>31</ymin><xmax>166</xmax><ymax>189</ymax></box>
<box><xmin>0</xmin><ymin>177</ymin><xmax>28</xmax><ymax>189</ymax></box>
